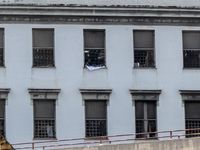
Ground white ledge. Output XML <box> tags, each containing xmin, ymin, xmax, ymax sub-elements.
<box><xmin>79</xmin><ymin>88</ymin><xmax>112</xmax><ymax>94</ymax></box>
<box><xmin>129</xmin><ymin>89</ymin><xmax>162</xmax><ymax>94</ymax></box>
<box><xmin>28</xmin><ymin>88</ymin><xmax>61</xmax><ymax>93</ymax></box>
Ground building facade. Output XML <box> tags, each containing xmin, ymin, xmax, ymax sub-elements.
<box><xmin>0</xmin><ymin>0</ymin><xmax>200</xmax><ymax>146</ymax></box>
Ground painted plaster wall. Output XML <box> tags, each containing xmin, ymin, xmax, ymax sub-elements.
<box><xmin>0</xmin><ymin>24</ymin><xmax>197</xmax><ymax>144</ymax></box>
<box><xmin>0</xmin><ymin>0</ymin><xmax>199</xmax><ymax>6</ymax></box>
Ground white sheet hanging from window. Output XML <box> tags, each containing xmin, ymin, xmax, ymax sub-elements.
<box><xmin>86</xmin><ymin>66</ymin><xmax>105</xmax><ymax>71</ymax></box>
<box><xmin>47</xmin><ymin>125</ymin><xmax>53</xmax><ymax>137</ymax></box>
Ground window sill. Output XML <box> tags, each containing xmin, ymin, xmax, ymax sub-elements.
<box><xmin>32</xmin><ymin>66</ymin><xmax>56</xmax><ymax>68</ymax></box>
<box><xmin>133</xmin><ymin>67</ymin><xmax>157</xmax><ymax>69</ymax></box>
<box><xmin>84</xmin><ymin>137</ymin><xmax>108</xmax><ymax>140</ymax></box>
<box><xmin>33</xmin><ymin>138</ymin><xmax>57</xmax><ymax>141</ymax></box>
<box><xmin>135</xmin><ymin>137</ymin><xmax>158</xmax><ymax>140</ymax></box>
<box><xmin>183</xmin><ymin>68</ymin><xmax>200</xmax><ymax>70</ymax></box>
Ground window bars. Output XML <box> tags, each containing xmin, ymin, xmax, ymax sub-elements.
<box><xmin>34</xmin><ymin>119</ymin><xmax>55</xmax><ymax>139</ymax></box>
<box><xmin>134</xmin><ymin>30</ymin><xmax>155</xmax><ymax>68</ymax></box>
<box><xmin>34</xmin><ymin>100</ymin><xmax>55</xmax><ymax>139</ymax></box>
<box><xmin>183</xmin><ymin>31</ymin><xmax>200</xmax><ymax>68</ymax></box>
<box><xmin>33</xmin><ymin>48</ymin><xmax>54</xmax><ymax>67</ymax></box>
<box><xmin>32</xmin><ymin>29</ymin><xmax>54</xmax><ymax>67</ymax></box>
<box><xmin>134</xmin><ymin>50</ymin><xmax>154</xmax><ymax>68</ymax></box>
<box><xmin>183</xmin><ymin>50</ymin><xmax>200</xmax><ymax>68</ymax></box>
<box><xmin>84</xmin><ymin>30</ymin><xmax>105</xmax><ymax>67</ymax></box>
<box><xmin>185</xmin><ymin>101</ymin><xmax>200</xmax><ymax>138</ymax></box>
<box><xmin>0</xmin><ymin>119</ymin><xmax>4</xmax><ymax>137</ymax></box>
<box><xmin>135</xmin><ymin>101</ymin><xmax>157</xmax><ymax>138</ymax></box>
<box><xmin>86</xmin><ymin>119</ymin><xmax>106</xmax><ymax>137</ymax></box>
<box><xmin>85</xmin><ymin>100</ymin><xmax>107</xmax><ymax>137</ymax></box>
<box><xmin>0</xmin><ymin>29</ymin><xmax>4</xmax><ymax>66</ymax></box>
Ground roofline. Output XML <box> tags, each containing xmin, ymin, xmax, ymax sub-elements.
<box><xmin>1</xmin><ymin>5</ymin><xmax>200</xmax><ymax>18</ymax></box>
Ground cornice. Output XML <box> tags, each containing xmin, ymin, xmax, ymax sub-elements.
<box><xmin>0</xmin><ymin>5</ymin><xmax>200</xmax><ymax>18</ymax></box>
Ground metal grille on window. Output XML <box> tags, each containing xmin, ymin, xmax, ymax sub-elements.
<box><xmin>134</xmin><ymin>30</ymin><xmax>155</xmax><ymax>68</ymax></box>
<box><xmin>86</xmin><ymin>120</ymin><xmax>106</xmax><ymax>137</ymax></box>
<box><xmin>0</xmin><ymin>29</ymin><xmax>4</xmax><ymax>66</ymax></box>
<box><xmin>135</xmin><ymin>101</ymin><xmax>157</xmax><ymax>138</ymax></box>
<box><xmin>33</xmin><ymin>48</ymin><xmax>54</xmax><ymax>66</ymax></box>
<box><xmin>0</xmin><ymin>100</ymin><xmax>5</xmax><ymax>137</ymax></box>
<box><xmin>34</xmin><ymin>119</ymin><xmax>55</xmax><ymax>138</ymax></box>
<box><xmin>185</xmin><ymin>102</ymin><xmax>200</xmax><ymax>137</ymax></box>
<box><xmin>85</xmin><ymin>101</ymin><xmax>107</xmax><ymax>137</ymax></box>
<box><xmin>183</xmin><ymin>31</ymin><xmax>200</xmax><ymax>68</ymax></box>
<box><xmin>84</xmin><ymin>30</ymin><xmax>105</xmax><ymax>67</ymax></box>
<box><xmin>33</xmin><ymin>29</ymin><xmax>54</xmax><ymax>67</ymax></box>
<box><xmin>34</xmin><ymin>100</ymin><xmax>55</xmax><ymax>139</ymax></box>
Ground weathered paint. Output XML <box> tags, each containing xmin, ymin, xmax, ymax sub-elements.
<box><xmin>0</xmin><ymin>0</ymin><xmax>199</xmax><ymax>7</ymax></box>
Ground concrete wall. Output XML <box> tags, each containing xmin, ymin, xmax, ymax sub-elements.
<box><xmin>2</xmin><ymin>24</ymin><xmax>199</xmax><ymax>145</ymax></box>
<box><xmin>0</xmin><ymin>0</ymin><xmax>199</xmax><ymax>7</ymax></box>
<box><xmin>49</xmin><ymin>137</ymin><xmax>200</xmax><ymax>150</ymax></box>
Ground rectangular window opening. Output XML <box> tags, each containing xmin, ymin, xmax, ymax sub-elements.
<box><xmin>183</xmin><ymin>31</ymin><xmax>200</xmax><ymax>68</ymax></box>
<box><xmin>84</xmin><ymin>30</ymin><xmax>106</xmax><ymax>67</ymax></box>
<box><xmin>0</xmin><ymin>29</ymin><xmax>4</xmax><ymax>66</ymax></box>
<box><xmin>34</xmin><ymin>100</ymin><xmax>56</xmax><ymax>139</ymax></box>
<box><xmin>85</xmin><ymin>100</ymin><xmax>107</xmax><ymax>138</ymax></box>
<box><xmin>32</xmin><ymin>29</ymin><xmax>54</xmax><ymax>67</ymax></box>
<box><xmin>0</xmin><ymin>100</ymin><xmax>5</xmax><ymax>137</ymax></box>
<box><xmin>135</xmin><ymin>101</ymin><xmax>157</xmax><ymax>138</ymax></box>
<box><xmin>185</xmin><ymin>102</ymin><xmax>200</xmax><ymax>138</ymax></box>
<box><xmin>133</xmin><ymin>30</ymin><xmax>155</xmax><ymax>68</ymax></box>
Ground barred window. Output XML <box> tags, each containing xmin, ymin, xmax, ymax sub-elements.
<box><xmin>135</xmin><ymin>101</ymin><xmax>157</xmax><ymax>138</ymax></box>
<box><xmin>33</xmin><ymin>29</ymin><xmax>54</xmax><ymax>67</ymax></box>
<box><xmin>185</xmin><ymin>102</ymin><xmax>200</xmax><ymax>138</ymax></box>
<box><xmin>183</xmin><ymin>31</ymin><xmax>200</xmax><ymax>68</ymax></box>
<box><xmin>34</xmin><ymin>100</ymin><xmax>55</xmax><ymax>139</ymax></box>
<box><xmin>85</xmin><ymin>101</ymin><xmax>107</xmax><ymax>137</ymax></box>
<box><xmin>0</xmin><ymin>100</ymin><xmax>5</xmax><ymax>137</ymax></box>
<box><xmin>133</xmin><ymin>30</ymin><xmax>155</xmax><ymax>68</ymax></box>
<box><xmin>84</xmin><ymin>30</ymin><xmax>105</xmax><ymax>67</ymax></box>
<box><xmin>0</xmin><ymin>29</ymin><xmax>4</xmax><ymax>66</ymax></box>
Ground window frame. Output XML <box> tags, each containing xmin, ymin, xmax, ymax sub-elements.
<box><xmin>83</xmin><ymin>29</ymin><xmax>106</xmax><ymax>68</ymax></box>
<box><xmin>0</xmin><ymin>28</ymin><xmax>4</xmax><ymax>67</ymax></box>
<box><xmin>28</xmin><ymin>88</ymin><xmax>60</xmax><ymax>140</ymax></box>
<box><xmin>79</xmin><ymin>88</ymin><xmax>112</xmax><ymax>139</ymax></box>
<box><xmin>133</xmin><ymin>30</ymin><xmax>155</xmax><ymax>68</ymax></box>
<box><xmin>180</xmin><ymin>90</ymin><xmax>200</xmax><ymax>138</ymax></box>
<box><xmin>0</xmin><ymin>99</ymin><xmax>5</xmax><ymax>137</ymax></box>
<box><xmin>33</xmin><ymin>99</ymin><xmax>56</xmax><ymax>139</ymax></box>
<box><xmin>130</xmin><ymin>89</ymin><xmax>161</xmax><ymax>138</ymax></box>
<box><xmin>32</xmin><ymin>28</ymin><xmax>55</xmax><ymax>68</ymax></box>
<box><xmin>85</xmin><ymin>100</ymin><xmax>107</xmax><ymax>138</ymax></box>
<box><xmin>182</xmin><ymin>30</ymin><xmax>200</xmax><ymax>69</ymax></box>
<box><xmin>135</xmin><ymin>100</ymin><xmax>157</xmax><ymax>138</ymax></box>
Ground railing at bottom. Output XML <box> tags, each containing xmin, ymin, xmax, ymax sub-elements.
<box><xmin>11</xmin><ymin>128</ymin><xmax>200</xmax><ymax>150</ymax></box>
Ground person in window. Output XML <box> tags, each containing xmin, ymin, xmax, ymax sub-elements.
<box><xmin>85</xmin><ymin>59</ymin><xmax>91</xmax><ymax>67</ymax></box>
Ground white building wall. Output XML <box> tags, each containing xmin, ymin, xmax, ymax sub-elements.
<box><xmin>0</xmin><ymin>0</ymin><xmax>199</xmax><ymax>6</ymax></box>
<box><xmin>0</xmin><ymin>23</ymin><xmax>199</xmax><ymax>144</ymax></box>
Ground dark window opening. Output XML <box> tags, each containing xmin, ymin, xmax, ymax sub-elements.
<box><xmin>135</xmin><ymin>101</ymin><xmax>157</xmax><ymax>138</ymax></box>
<box><xmin>0</xmin><ymin>29</ymin><xmax>4</xmax><ymax>66</ymax></box>
<box><xmin>84</xmin><ymin>30</ymin><xmax>105</xmax><ymax>67</ymax></box>
<box><xmin>0</xmin><ymin>100</ymin><xmax>5</xmax><ymax>137</ymax></box>
<box><xmin>85</xmin><ymin>101</ymin><xmax>107</xmax><ymax>137</ymax></box>
<box><xmin>185</xmin><ymin>102</ymin><xmax>200</xmax><ymax>138</ymax></box>
<box><xmin>134</xmin><ymin>30</ymin><xmax>155</xmax><ymax>68</ymax></box>
<box><xmin>183</xmin><ymin>31</ymin><xmax>200</xmax><ymax>68</ymax></box>
<box><xmin>33</xmin><ymin>29</ymin><xmax>54</xmax><ymax>67</ymax></box>
<box><xmin>34</xmin><ymin>100</ymin><xmax>56</xmax><ymax>139</ymax></box>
